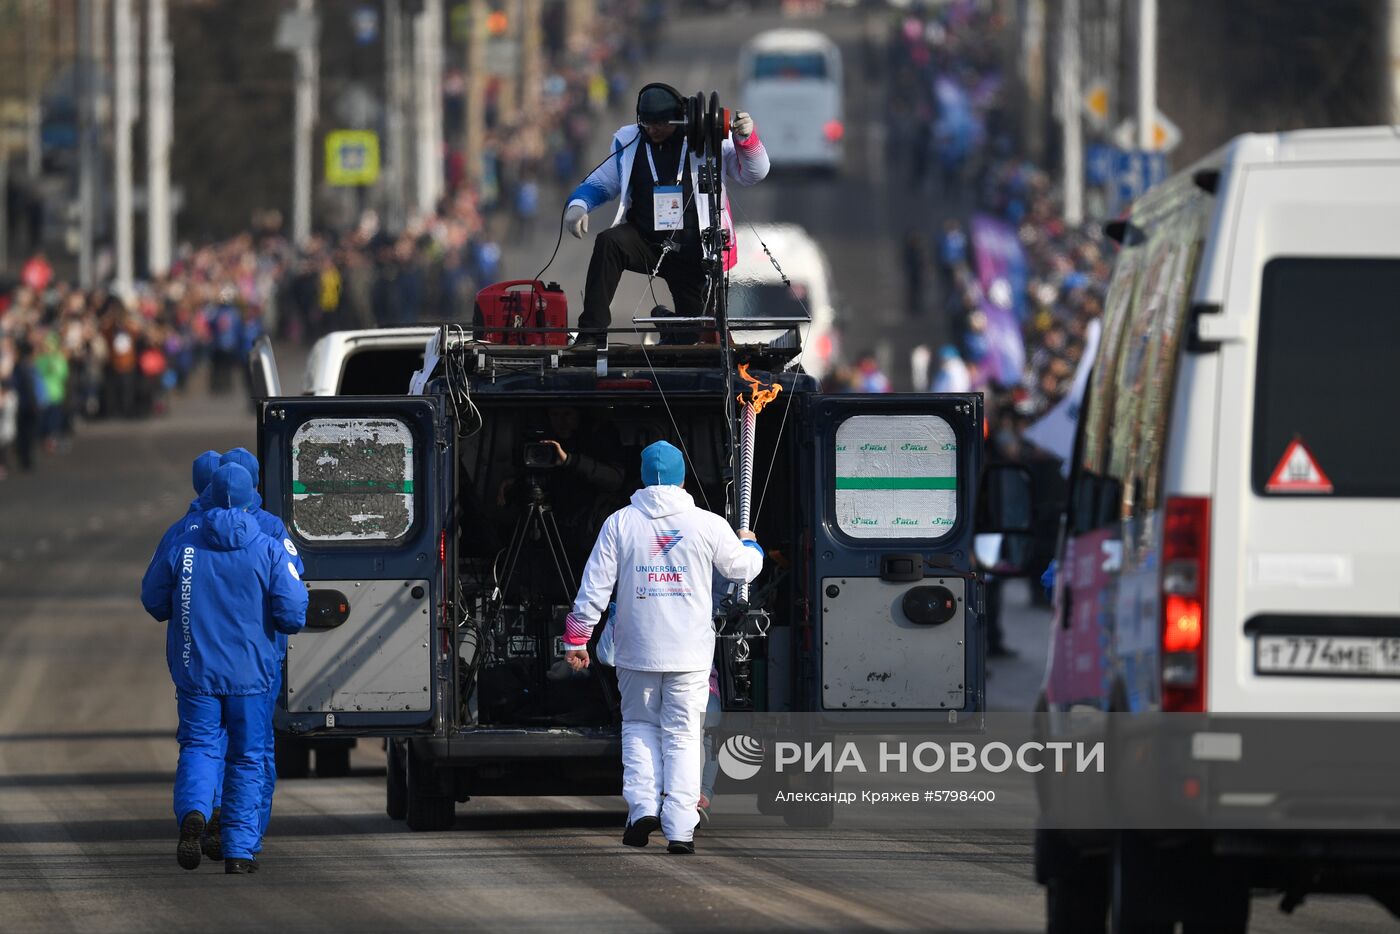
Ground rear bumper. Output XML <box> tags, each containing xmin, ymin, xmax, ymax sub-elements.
<box><xmin>428</xmin><ymin>726</ymin><xmax>621</xmax><ymax>763</ymax></box>
<box><xmin>1043</xmin><ymin>713</ymin><xmax>1400</xmax><ymax>832</ymax></box>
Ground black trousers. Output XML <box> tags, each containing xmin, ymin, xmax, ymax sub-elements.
<box><xmin>580</xmin><ymin>223</ymin><xmax>706</xmax><ymax>335</ymax></box>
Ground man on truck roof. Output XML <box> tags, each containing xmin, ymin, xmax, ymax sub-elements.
<box><xmin>561</xmin><ymin>440</ymin><xmax>764</xmax><ymax>853</ymax></box>
<box><xmin>563</xmin><ymin>83</ymin><xmax>769</xmax><ymax>345</ymax></box>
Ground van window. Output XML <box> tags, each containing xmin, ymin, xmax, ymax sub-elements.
<box><xmin>751</xmin><ymin>52</ymin><xmax>828</xmax><ymax>81</ymax></box>
<box><xmin>339</xmin><ymin>347</ymin><xmax>425</xmax><ymax>394</ymax></box>
<box><xmin>1253</xmin><ymin>258</ymin><xmax>1400</xmax><ymax>497</ymax></box>
<box><xmin>833</xmin><ymin>415</ymin><xmax>957</xmax><ymax>539</ymax></box>
<box><xmin>290</xmin><ymin>417</ymin><xmax>416</xmax><ymax>542</ymax></box>
<box><xmin>729</xmin><ymin>283</ymin><xmax>810</xmax><ymax>320</ymax></box>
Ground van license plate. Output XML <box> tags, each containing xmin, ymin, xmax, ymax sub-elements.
<box><xmin>1255</xmin><ymin>636</ymin><xmax>1400</xmax><ymax>676</ymax></box>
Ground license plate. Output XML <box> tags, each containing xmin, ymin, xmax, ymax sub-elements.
<box><xmin>1255</xmin><ymin>635</ymin><xmax>1400</xmax><ymax>676</ymax></box>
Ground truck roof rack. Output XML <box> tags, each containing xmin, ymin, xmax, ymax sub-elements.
<box><xmin>432</xmin><ymin>322</ymin><xmax>805</xmax><ymax>379</ymax></box>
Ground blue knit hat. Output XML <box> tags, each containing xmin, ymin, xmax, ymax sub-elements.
<box><xmin>193</xmin><ymin>450</ymin><xmax>221</xmax><ymax>495</ymax></box>
<box><xmin>641</xmin><ymin>440</ymin><xmax>685</xmax><ymax>487</ymax></box>
<box><xmin>221</xmin><ymin>447</ymin><xmax>259</xmax><ymax>487</ymax></box>
<box><xmin>211</xmin><ymin>463</ymin><xmax>256</xmax><ymax>510</ymax></box>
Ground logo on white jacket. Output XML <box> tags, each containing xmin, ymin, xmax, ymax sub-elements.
<box><xmin>650</xmin><ymin>530</ymin><xmax>683</xmax><ymax>557</ymax></box>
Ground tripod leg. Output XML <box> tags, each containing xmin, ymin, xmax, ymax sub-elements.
<box><xmin>496</xmin><ymin>510</ymin><xmax>532</xmax><ymax>604</ymax></box>
<box><xmin>539</xmin><ymin>508</ymin><xmax>578</xmax><ymax>597</ymax></box>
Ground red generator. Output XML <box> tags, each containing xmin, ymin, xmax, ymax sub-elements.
<box><xmin>472</xmin><ymin>280</ymin><xmax>569</xmax><ymax>346</ymax></box>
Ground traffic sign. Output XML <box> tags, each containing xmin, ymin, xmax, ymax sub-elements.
<box><xmin>1112</xmin><ymin>149</ymin><xmax>1167</xmax><ymax>205</ymax></box>
<box><xmin>1082</xmin><ymin>78</ymin><xmax>1110</xmax><ymax>131</ymax></box>
<box><xmin>325</xmin><ymin>130</ymin><xmax>380</xmax><ymax>186</ymax></box>
<box><xmin>1113</xmin><ymin>111</ymin><xmax>1182</xmax><ymax>153</ymax></box>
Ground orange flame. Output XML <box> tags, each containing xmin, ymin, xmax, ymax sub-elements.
<box><xmin>737</xmin><ymin>363</ymin><xmax>782</xmax><ymax>414</ymax></box>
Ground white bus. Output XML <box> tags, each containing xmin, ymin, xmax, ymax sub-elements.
<box><xmin>738</xmin><ymin>29</ymin><xmax>844</xmax><ymax>172</ymax></box>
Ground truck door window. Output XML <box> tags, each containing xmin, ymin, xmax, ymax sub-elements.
<box><xmin>1253</xmin><ymin>258</ymin><xmax>1400</xmax><ymax>497</ymax></box>
<box><xmin>290</xmin><ymin>417</ymin><xmax>416</xmax><ymax>542</ymax></box>
<box><xmin>834</xmin><ymin>414</ymin><xmax>958</xmax><ymax>539</ymax></box>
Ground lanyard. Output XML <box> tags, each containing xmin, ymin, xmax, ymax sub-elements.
<box><xmin>645</xmin><ymin>137</ymin><xmax>688</xmax><ymax>186</ymax></box>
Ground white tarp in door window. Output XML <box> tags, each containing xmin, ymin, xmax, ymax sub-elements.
<box><xmin>834</xmin><ymin>415</ymin><xmax>958</xmax><ymax>539</ymax></box>
<box><xmin>291</xmin><ymin>418</ymin><xmax>415</xmax><ymax>542</ymax></box>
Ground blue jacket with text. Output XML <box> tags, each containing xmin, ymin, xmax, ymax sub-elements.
<box><xmin>140</xmin><ymin>506</ymin><xmax>308</xmax><ymax>695</ymax></box>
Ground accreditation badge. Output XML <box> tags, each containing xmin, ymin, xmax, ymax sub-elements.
<box><xmin>653</xmin><ymin>185</ymin><xmax>684</xmax><ymax>231</ymax></box>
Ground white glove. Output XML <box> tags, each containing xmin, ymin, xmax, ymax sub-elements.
<box><xmin>564</xmin><ymin>203</ymin><xmax>589</xmax><ymax>239</ymax></box>
<box><xmin>731</xmin><ymin>111</ymin><xmax>754</xmax><ymax>141</ymax></box>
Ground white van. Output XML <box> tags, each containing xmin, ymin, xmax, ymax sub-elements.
<box><xmin>727</xmin><ymin>223</ymin><xmax>839</xmax><ymax>379</ymax></box>
<box><xmin>738</xmin><ymin>29</ymin><xmax>843</xmax><ymax>171</ymax></box>
<box><xmin>1026</xmin><ymin>127</ymin><xmax>1400</xmax><ymax>930</ymax></box>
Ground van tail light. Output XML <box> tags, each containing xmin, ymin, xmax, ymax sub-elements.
<box><xmin>823</xmin><ymin>120</ymin><xmax>844</xmax><ymax>143</ymax></box>
<box><xmin>440</xmin><ymin>529</ymin><xmax>450</xmax><ymax>655</ymax></box>
<box><xmin>1161</xmin><ymin>496</ymin><xmax>1209</xmax><ymax>711</ymax></box>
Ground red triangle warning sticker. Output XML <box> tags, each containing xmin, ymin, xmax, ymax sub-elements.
<box><xmin>1266</xmin><ymin>438</ymin><xmax>1333</xmax><ymax>493</ymax></box>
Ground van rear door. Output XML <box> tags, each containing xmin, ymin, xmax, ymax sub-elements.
<box><xmin>1212</xmin><ymin>160</ymin><xmax>1400</xmax><ymax>713</ymax></box>
<box><xmin>258</xmin><ymin>396</ymin><xmax>452</xmax><ymax>735</ymax></box>
<box><xmin>801</xmin><ymin>393</ymin><xmax>984</xmax><ymax>714</ymax></box>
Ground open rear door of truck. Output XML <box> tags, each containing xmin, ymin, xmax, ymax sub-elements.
<box><xmin>801</xmin><ymin>393</ymin><xmax>984</xmax><ymax>716</ymax></box>
<box><xmin>258</xmin><ymin>395</ymin><xmax>453</xmax><ymax>737</ymax></box>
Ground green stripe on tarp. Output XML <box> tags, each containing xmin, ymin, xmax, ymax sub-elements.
<box><xmin>835</xmin><ymin>476</ymin><xmax>957</xmax><ymax>491</ymax></box>
<box><xmin>292</xmin><ymin>480</ymin><xmax>415</xmax><ymax>494</ymax></box>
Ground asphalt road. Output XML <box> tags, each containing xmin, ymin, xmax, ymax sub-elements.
<box><xmin>0</xmin><ymin>5</ymin><xmax>1395</xmax><ymax>933</ymax></box>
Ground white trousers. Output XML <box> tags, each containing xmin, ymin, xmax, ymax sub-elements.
<box><xmin>616</xmin><ymin>667</ymin><xmax>709</xmax><ymax>843</ymax></box>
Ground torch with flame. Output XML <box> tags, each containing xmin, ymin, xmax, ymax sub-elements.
<box><xmin>736</xmin><ymin>364</ymin><xmax>781</xmax><ymax>601</ymax></box>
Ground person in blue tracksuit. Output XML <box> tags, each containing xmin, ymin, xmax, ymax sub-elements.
<box><xmin>141</xmin><ymin>463</ymin><xmax>308</xmax><ymax>874</ymax></box>
<box><xmin>147</xmin><ymin>448</ymin><xmax>305</xmax><ymax>860</ymax></box>
<box><xmin>218</xmin><ymin>447</ymin><xmax>301</xmax><ymax>852</ymax></box>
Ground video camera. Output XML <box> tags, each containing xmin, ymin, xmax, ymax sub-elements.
<box><xmin>523</xmin><ymin>441</ymin><xmax>563</xmax><ymax>470</ymax></box>
<box><xmin>636</xmin><ymin>83</ymin><xmax>732</xmax><ymax>159</ymax></box>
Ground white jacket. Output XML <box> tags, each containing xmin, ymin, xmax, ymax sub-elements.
<box><xmin>565</xmin><ymin>485</ymin><xmax>764</xmax><ymax>672</ymax></box>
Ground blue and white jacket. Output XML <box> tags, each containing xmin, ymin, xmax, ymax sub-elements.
<box><xmin>566</xmin><ymin>124</ymin><xmax>770</xmax><ymax>272</ymax></box>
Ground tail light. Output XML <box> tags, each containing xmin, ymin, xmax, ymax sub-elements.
<box><xmin>440</xmin><ymin>529</ymin><xmax>450</xmax><ymax>655</ymax></box>
<box><xmin>823</xmin><ymin>120</ymin><xmax>844</xmax><ymax>143</ymax></box>
<box><xmin>1161</xmin><ymin>496</ymin><xmax>1209</xmax><ymax>711</ymax></box>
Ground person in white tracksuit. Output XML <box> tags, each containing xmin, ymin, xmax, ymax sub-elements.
<box><xmin>562</xmin><ymin>440</ymin><xmax>763</xmax><ymax>853</ymax></box>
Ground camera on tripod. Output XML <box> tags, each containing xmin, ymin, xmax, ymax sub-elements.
<box><xmin>523</xmin><ymin>441</ymin><xmax>563</xmax><ymax>470</ymax></box>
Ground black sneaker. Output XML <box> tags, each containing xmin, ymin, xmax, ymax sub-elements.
<box><xmin>176</xmin><ymin>811</ymin><xmax>205</xmax><ymax>870</ymax></box>
<box><xmin>622</xmin><ymin>815</ymin><xmax>660</xmax><ymax>847</ymax></box>
<box><xmin>667</xmin><ymin>840</ymin><xmax>695</xmax><ymax>855</ymax></box>
<box><xmin>200</xmin><ymin>806</ymin><xmax>223</xmax><ymax>861</ymax></box>
<box><xmin>224</xmin><ymin>858</ymin><xmax>260</xmax><ymax>875</ymax></box>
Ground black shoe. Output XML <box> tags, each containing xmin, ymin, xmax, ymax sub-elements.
<box><xmin>200</xmin><ymin>806</ymin><xmax>223</xmax><ymax>861</ymax></box>
<box><xmin>622</xmin><ymin>815</ymin><xmax>661</xmax><ymax>847</ymax></box>
<box><xmin>176</xmin><ymin>811</ymin><xmax>205</xmax><ymax>870</ymax></box>
<box><xmin>667</xmin><ymin>840</ymin><xmax>695</xmax><ymax>855</ymax></box>
<box><xmin>224</xmin><ymin>858</ymin><xmax>260</xmax><ymax>875</ymax></box>
<box><xmin>567</xmin><ymin>332</ymin><xmax>601</xmax><ymax>349</ymax></box>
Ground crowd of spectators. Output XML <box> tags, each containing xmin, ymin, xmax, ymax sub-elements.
<box><xmin>0</xmin><ymin>238</ymin><xmax>283</xmax><ymax>480</ymax></box>
<box><xmin>0</xmin><ymin>2</ymin><xmax>655</xmax><ymax>481</ymax></box>
<box><xmin>884</xmin><ymin>1</ymin><xmax>1113</xmax><ymax>458</ymax></box>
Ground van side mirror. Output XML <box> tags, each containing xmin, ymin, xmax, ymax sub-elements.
<box><xmin>979</xmin><ymin>463</ymin><xmax>1033</xmax><ymax>533</ymax></box>
<box><xmin>974</xmin><ymin>464</ymin><xmax>1036</xmax><ymax>577</ymax></box>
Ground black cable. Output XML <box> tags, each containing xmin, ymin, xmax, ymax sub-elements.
<box><xmin>532</xmin><ymin>133</ymin><xmax>644</xmax><ymax>286</ymax></box>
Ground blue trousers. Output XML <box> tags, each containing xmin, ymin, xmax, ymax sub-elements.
<box><xmin>209</xmin><ymin>691</ymin><xmax>277</xmax><ymax>849</ymax></box>
<box><xmin>174</xmin><ymin>690</ymin><xmax>274</xmax><ymax>860</ymax></box>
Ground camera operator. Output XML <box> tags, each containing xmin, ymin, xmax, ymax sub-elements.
<box><xmin>563</xmin><ymin>84</ymin><xmax>770</xmax><ymax>346</ymax></box>
<box><xmin>532</xmin><ymin>406</ymin><xmax>624</xmax><ymax>496</ymax></box>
